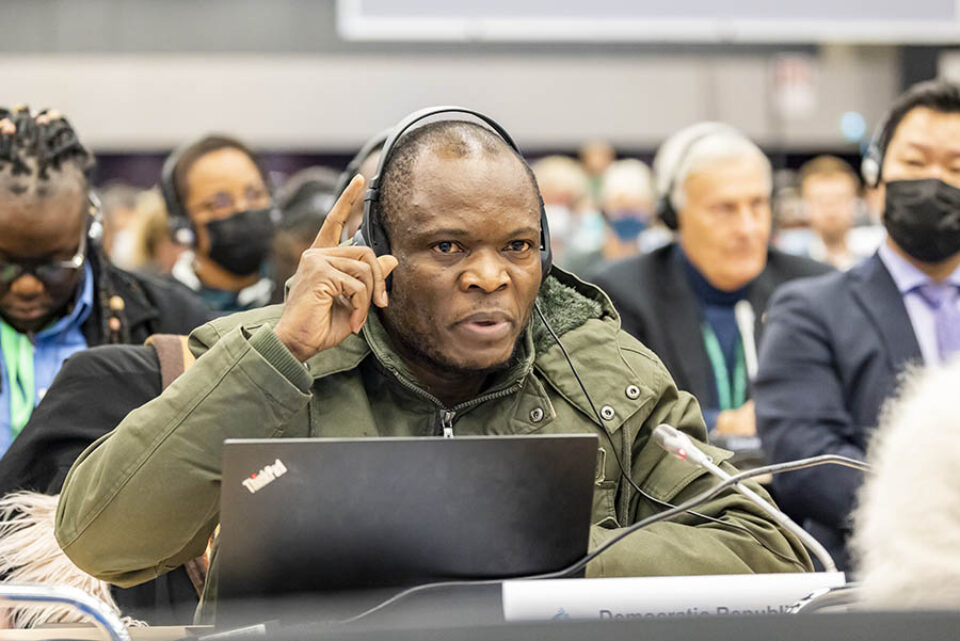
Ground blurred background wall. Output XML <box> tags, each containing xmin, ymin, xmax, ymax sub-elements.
<box><xmin>0</xmin><ymin>0</ymin><xmax>955</xmax><ymax>184</ymax></box>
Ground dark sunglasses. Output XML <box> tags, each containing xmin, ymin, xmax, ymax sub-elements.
<box><xmin>0</xmin><ymin>229</ymin><xmax>86</xmax><ymax>291</ymax></box>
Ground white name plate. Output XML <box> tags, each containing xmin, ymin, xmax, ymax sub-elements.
<box><xmin>502</xmin><ymin>572</ymin><xmax>846</xmax><ymax>621</ymax></box>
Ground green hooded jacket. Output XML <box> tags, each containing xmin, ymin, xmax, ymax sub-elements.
<box><xmin>55</xmin><ymin>269</ymin><xmax>812</xmax><ymax>623</ymax></box>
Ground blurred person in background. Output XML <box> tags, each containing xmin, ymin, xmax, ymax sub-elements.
<box><xmin>776</xmin><ymin>156</ymin><xmax>882</xmax><ymax>270</ymax></box>
<box><xmin>756</xmin><ymin>80</ymin><xmax>960</xmax><ymax>571</ymax></box>
<box><xmin>98</xmin><ymin>181</ymin><xmax>140</xmax><ymax>270</ymax></box>
<box><xmin>336</xmin><ymin>130</ymin><xmax>389</xmax><ymax>242</ymax></box>
<box><xmin>532</xmin><ymin>155</ymin><xmax>605</xmax><ymax>276</ymax></box>
<box><xmin>0</xmin><ymin>338</ymin><xmax>203</xmax><ymax>626</ymax></box>
<box><xmin>128</xmin><ymin>189</ymin><xmax>188</xmax><ymax>275</ymax></box>
<box><xmin>0</xmin><ymin>106</ymin><xmax>209</xmax><ymax>455</ymax></box>
<box><xmin>597</xmin><ymin>158</ymin><xmax>671</xmax><ymax>266</ymax></box>
<box><xmin>579</xmin><ymin>139</ymin><xmax>616</xmax><ymax>208</ymax></box>
<box><xmin>594</xmin><ymin>122</ymin><xmax>829</xmax><ymax>455</ymax></box>
<box><xmin>269</xmin><ymin>166</ymin><xmax>339</xmax><ymax>304</ymax></box>
<box><xmin>852</xmin><ymin>357</ymin><xmax>960</xmax><ymax>609</ymax></box>
<box><xmin>161</xmin><ymin>135</ymin><xmax>278</xmax><ymax>314</ymax></box>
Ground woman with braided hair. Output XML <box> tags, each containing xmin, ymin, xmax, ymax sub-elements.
<box><xmin>0</xmin><ymin>106</ymin><xmax>210</xmax><ymax>454</ymax></box>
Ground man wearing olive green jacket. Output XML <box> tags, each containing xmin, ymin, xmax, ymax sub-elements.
<box><xmin>56</xmin><ymin>119</ymin><xmax>811</xmax><ymax>624</ymax></box>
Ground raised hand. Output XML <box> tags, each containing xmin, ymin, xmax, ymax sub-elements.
<box><xmin>273</xmin><ymin>176</ymin><xmax>398</xmax><ymax>362</ymax></box>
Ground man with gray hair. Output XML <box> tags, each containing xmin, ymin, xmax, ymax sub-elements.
<box><xmin>594</xmin><ymin>123</ymin><xmax>829</xmax><ymax>447</ymax></box>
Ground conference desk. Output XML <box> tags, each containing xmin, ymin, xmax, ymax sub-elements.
<box><xmin>1</xmin><ymin>575</ymin><xmax>955</xmax><ymax>641</ymax></box>
<box><xmin>4</xmin><ymin>612</ymin><xmax>959</xmax><ymax>641</ymax></box>
<box><xmin>216</xmin><ymin>572</ymin><xmax>845</xmax><ymax>628</ymax></box>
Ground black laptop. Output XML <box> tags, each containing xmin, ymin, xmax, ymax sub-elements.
<box><xmin>217</xmin><ymin>435</ymin><xmax>597</xmax><ymax>623</ymax></box>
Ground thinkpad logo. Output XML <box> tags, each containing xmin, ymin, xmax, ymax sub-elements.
<box><xmin>242</xmin><ymin>459</ymin><xmax>288</xmax><ymax>494</ymax></box>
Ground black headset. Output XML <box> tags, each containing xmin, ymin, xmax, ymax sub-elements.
<box><xmin>159</xmin><ymin>135</ymin><xmax>274</xmax><ymax>246</ymax></box>
<box><xmin>160</xmin><ymin>139</ymin><xmax>197</xmax><ymax>245</ymax></box>
<box><xmin>655</xmin><ymin>124</ymin><xmax>734</xmax><ymax>231</ymax></box>
<box><xmin>355</xmin><ymin>105</ymin><xmax>552</xmax><ymax>289</ymax></box>
<box><xmin>861</xmin><ymin>112</ymin><xmax>893</xmax><ymax>190</ymax></box>
<box><xmin>86</xmin><ymin>191</ymin><xmax>104</xmax><ymax>244</ymax></box>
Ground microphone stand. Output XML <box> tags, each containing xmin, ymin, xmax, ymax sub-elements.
<box><xmin>652</xmin><ymin>424</ymin><xmax>839</xmax><ymax>572</ymax></box>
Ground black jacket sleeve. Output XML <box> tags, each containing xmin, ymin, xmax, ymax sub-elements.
<box><xmin>591</xmin><ymin>261</ymin><xmax>650</xmax><ymax>345</ymax></box>
<box><xmin>0</xmin><ymin>345</ymin><xmax>163</xmax><ymax>495</ymax></box>
<box><xmin>754</xmin><ymin>281</ymin><xmax>866</xmax><ymax>530</ymax></box>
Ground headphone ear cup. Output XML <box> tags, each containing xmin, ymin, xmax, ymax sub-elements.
<box><xmin>86</xmin><ymin>192</ymin><xmax>104</xmax><ymax>244</ymax></box>
<box><xmin>861</xmin><ymin>151</ymin><xmax>881</xmax><ymax>189</ymax></box>
<box><xmin>656</xmin><ymin>195</ymin><xmax>679</xmax><ymax>231</ymax></box>
<box><xmin>171</xmin><ymin>218</ymin><xmax>195</xmax><ymax>246</ymax></box>
<box><xmin>538</xmin><ymin>198</ymin><xmax>552</xmax><ymax>282</ymax></box>
<box><xmin>361</xmin><ymin>192</ymin><xmax>395</xmax><ymax>292</ymax></box>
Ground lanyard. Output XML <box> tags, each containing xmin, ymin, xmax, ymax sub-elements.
<box><xmin>0</xmin><ymin>320</ymin><xmax>35</xmax><ymax>438</ymax></box>
<box><xmin>701</xmin><ymin>323</ymin><xmax>747</xmax><ymax>412</ymax></box>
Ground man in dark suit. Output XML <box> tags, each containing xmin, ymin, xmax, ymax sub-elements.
<box><xmin>594</xmin><ymin>123</ymin><xmax>830</xmax><ymax>447</ymax></box>
<box><xmin>755</xmin><ymin>80</ymin><xmax>960</xmax><ymax>571</ymax></box>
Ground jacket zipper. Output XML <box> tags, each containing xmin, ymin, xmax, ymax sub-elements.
<box><xmin>387</xmin><ymin>368</ymin><xmax>523</xmax><ymax>438</ymax></box>
<box><xmin>440</xmin><ymin>410</ymin><xmax>456</xmax><ymax>438</ymax></box>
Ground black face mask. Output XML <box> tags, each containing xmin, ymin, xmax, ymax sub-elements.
<box><xmin>205</xmin><ymin>208</ymin><xmax>276</xmax><ymax>276</ymax></box>
<box><xmin>884</xmin><ymin>178</ymin><xmax>960</xmax><ymax>263</ymax></box>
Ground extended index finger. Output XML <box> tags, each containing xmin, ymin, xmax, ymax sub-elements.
<box><xmin>313</xmin><ymin>174</ymin><xmax>365</xmax><ymax>249</ymax></box>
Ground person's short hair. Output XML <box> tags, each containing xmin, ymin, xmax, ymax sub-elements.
<box><xmin>852</xmin><ymin>357</ymin><xmax>960</xmax><ymax>609</ymax></box>
<box><xmin>874</xmin><ymin>80</ymin><xmax>960</xmax><ymax>166</ymax></box>
<box><xmin>169</xmin><ymin>134</ymin><xmax>265</xmax><ymax>212</ymax></box>
<box><xmin>275</xmin><ymin>166</ymin><xmax>339</xmax><ymax>230</ymax></box>
<box><xmin>100</xmin><ymin>181</ymin><xmax>140</xmax><ymax>220</ymax></box>
<box><xmin>379</xmin><ymin>120</ymin><xmax>536</xmax><ymax>235</ymax></box>
<box><xmin>654</xmin><ymin>122</ymin><xmax>772</xmax><ymax>212</ymax></box>
<box><xmin>600</xmin><ymin>159</ymin><xmax>654</xmax><ymax>207</ymax></box>
<box><xmin>0</xmin><ymin>106</ymin><xmax>95</xmax><ymax>195</ymax></box>
<box><xmin>798</xmin><ymin>155</ymin><xmax>861</xmax><ymax>195</ymax></box>
<box><xmin>530</xmin><ymin>155</ymin><xmax>588</xmax><ymax>203</ymax></box>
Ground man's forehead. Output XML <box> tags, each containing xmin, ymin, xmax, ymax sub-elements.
<box><xmin>687</xmin><ymin>155</ymin><xmax>769</xmax><ymax>190</ymax></box>
<box><xmin>0</xmin><ymin>195</ymin><xmax>86</xmax><ymax>252</ymax></box>
<box><xmin>804</xmin><ymin>174</ymin><xmax>858</xmax><ymax>194</ymax></box>
<box><xmin>400</xmin><ymin>153</ymin><xmax>539</xmax><ymax>219</ymax></box>
<box><xmin>891</xmin><ymin>107</ymin><xmax>960</xmax><ymax>150</ymax></box>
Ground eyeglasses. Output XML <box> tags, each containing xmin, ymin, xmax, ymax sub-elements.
<box><xmin>0</xmin><ymin>228</ymin><xmax>86</xmax><ymax>291</ymax></box>
<box><xmin>192</xmin><ymin>186</ymin><xmax>270</xmax><ymax>222</ymax></box>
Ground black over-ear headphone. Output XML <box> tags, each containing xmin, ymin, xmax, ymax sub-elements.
<box><xmin>355</xmin><ymin>105</ymin><xmax>552</xmax><ymax>290</ymax></box>
<box><xmin>861</xmin><ymin>112</ymin><xmax>893</xmax><ymax>190</ymax></box>
<box><xmin>86</xmin><ymin>191</ymin><xmax>104</xmax><ymax>244</ymax></box>
<box><xmin>655</xmin><ymin>125</ymin><xmax>732</xmax><ymax>231</ymax></box>
<box><xmin>160</xmin><ymin>140</ymin><xmax>196</xmax><ymax>245</ymax></box>
<box><xmin>159</xmin><ymin>136</ymin><xmax>274</xmax><ymax>246</ymax></box>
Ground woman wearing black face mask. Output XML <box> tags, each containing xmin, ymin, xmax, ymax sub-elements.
<box><xmin>163</xmin><ymin>136</ymin><xmax>278</xmax><ymax>314</ymax></box>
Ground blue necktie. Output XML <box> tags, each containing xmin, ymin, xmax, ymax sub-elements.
<box><xmin>916</xmin><ymin>283</ymin><xmax>960</xmax><ymax>363</ymax></box>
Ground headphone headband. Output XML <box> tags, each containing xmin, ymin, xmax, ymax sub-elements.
<box><xmin>656</xmin><ymin>124</ymin><xmax>734</xmax><ymax>230</ymax></box>
<box><xmin>358</xmin><ymin>105</ymin><xmax>550</xmax><ymax>291</ymax></box>
<box><xmin>366</xmin><ymin>105</ymin><xmax>521</xmax><ymax>201</ymax></box>
<box><xmin>159</xmin><ymin>139</ymin><xmax>191</xmax><ymax>223</ymax></box>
